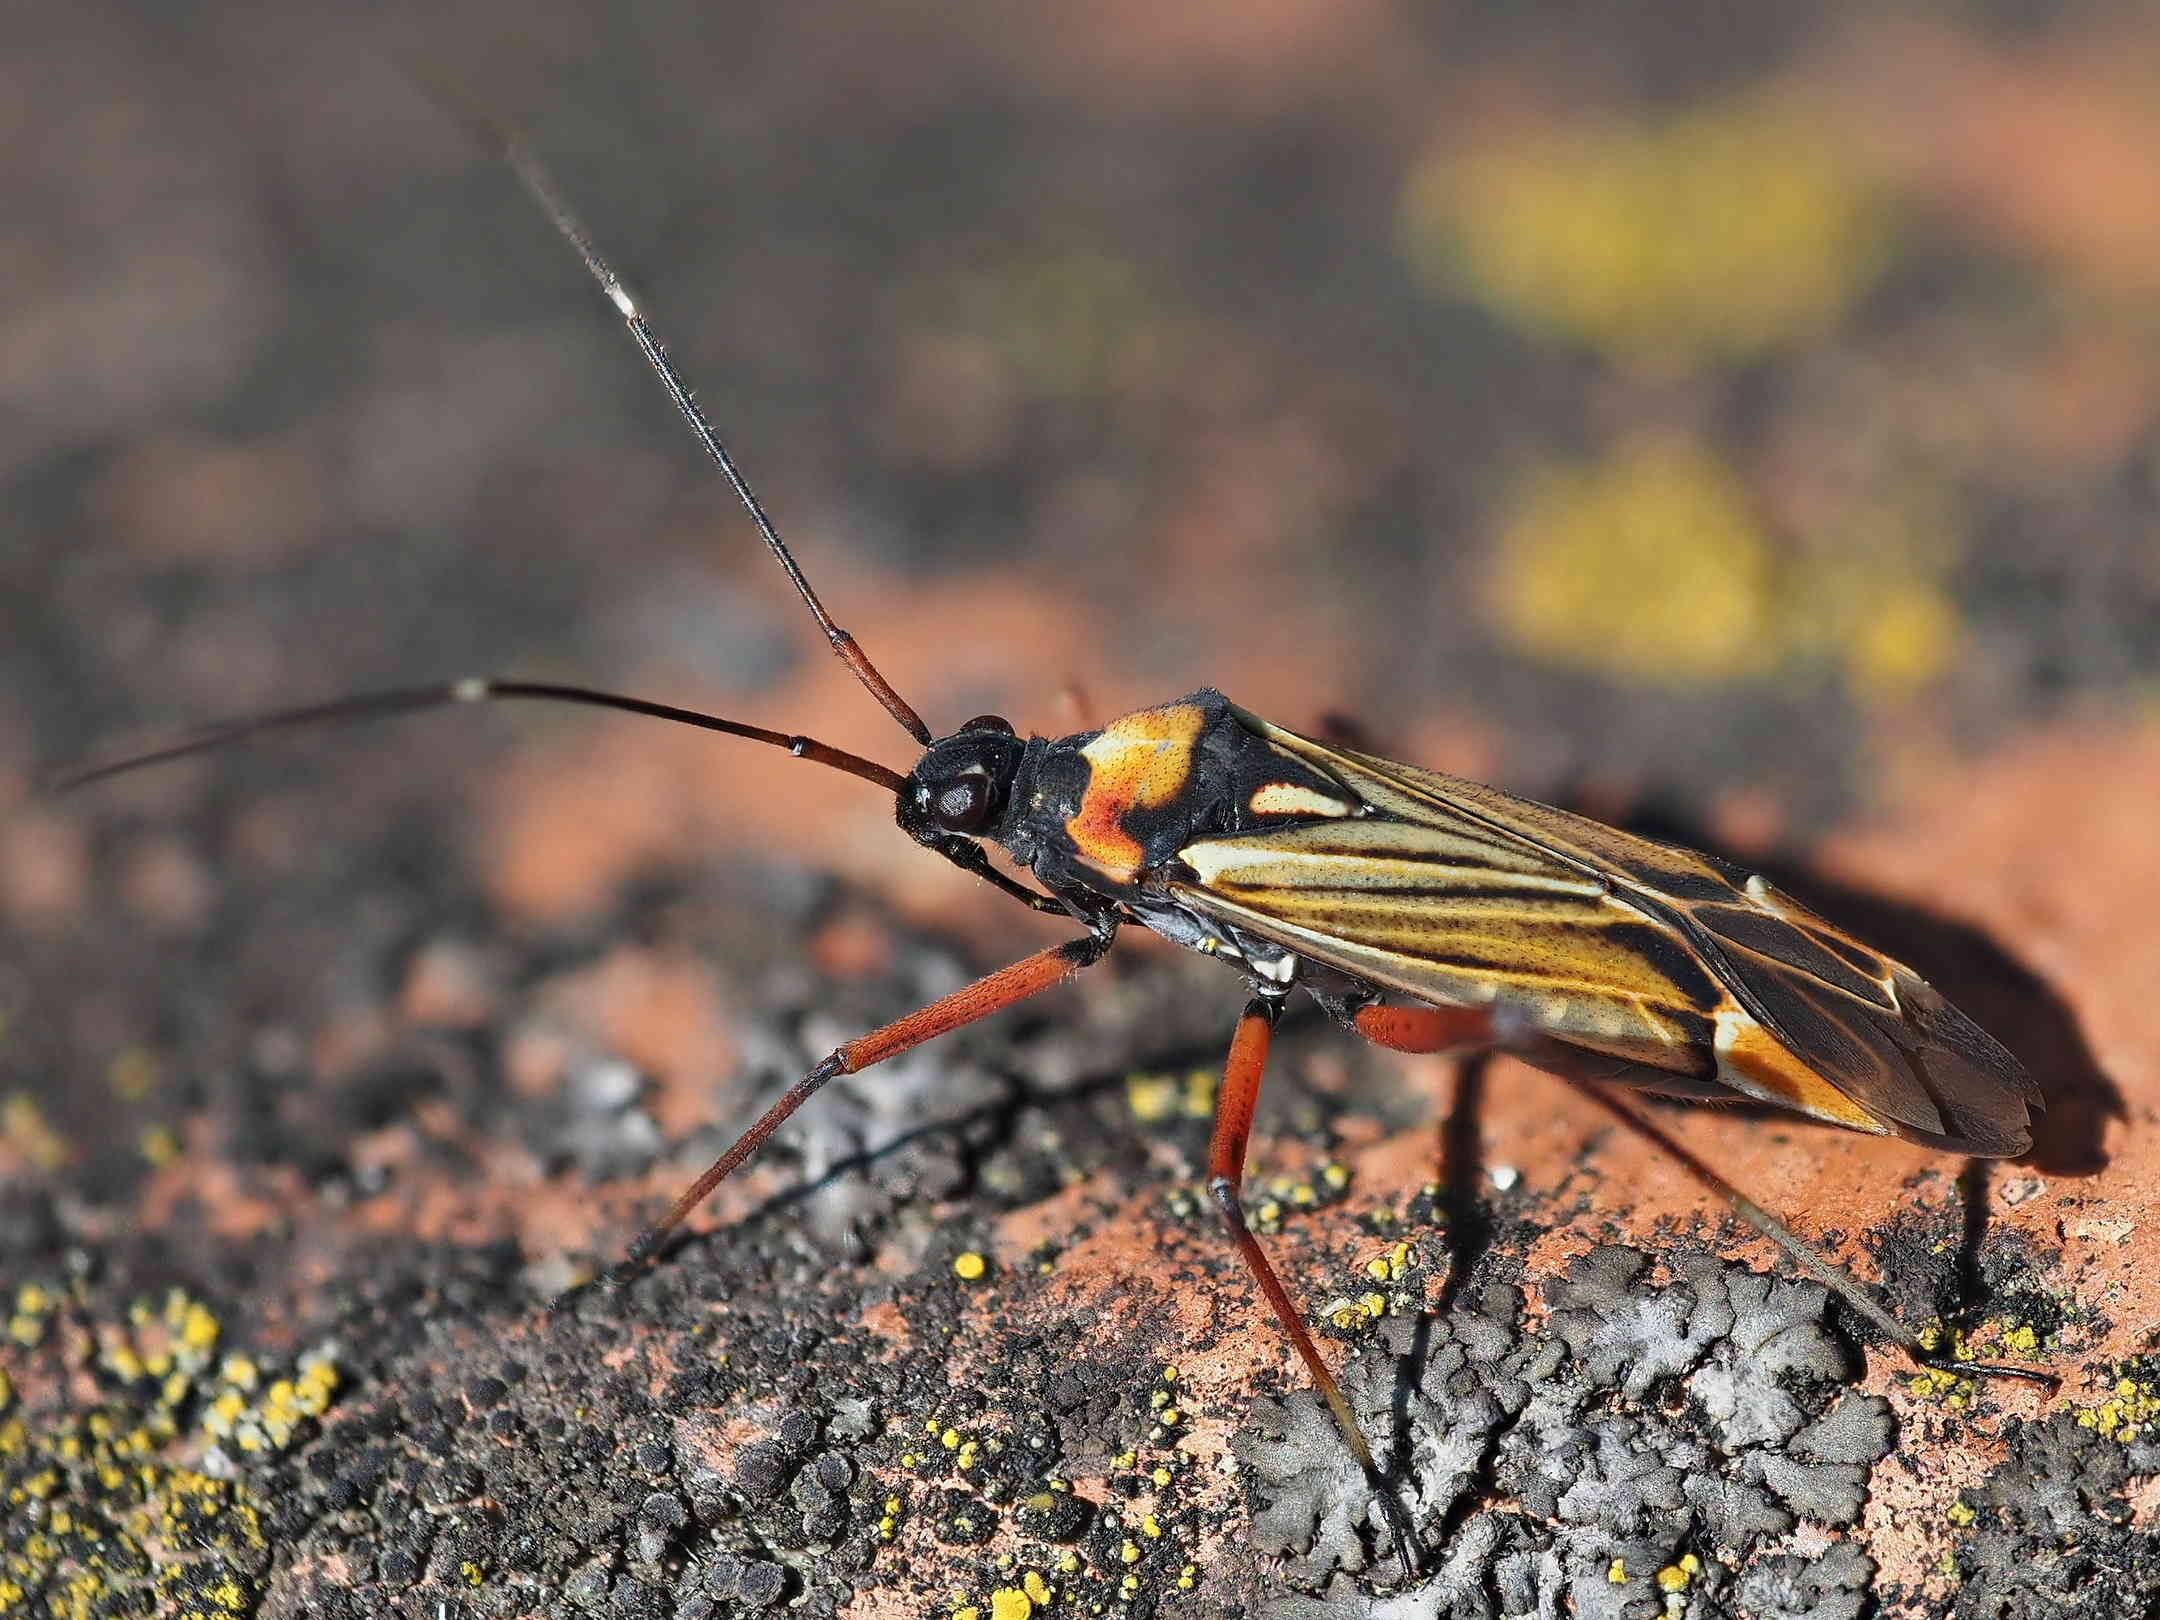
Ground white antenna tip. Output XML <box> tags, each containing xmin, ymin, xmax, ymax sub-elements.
<box><xmin>452</xmin><ymin>678</ymin><xmax>489</xmax><ymax>703</ymax></box>
<box><xmin>607</xmin><ymin>284</ymin><xmax>638</xmax><ymax>319</ymax></box>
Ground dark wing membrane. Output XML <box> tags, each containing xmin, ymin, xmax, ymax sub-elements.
<box><xmin>1171</xmin><ymin>708</ymin><xmax>2040</xmax><ymax>1156</ymax></box>
<box><xmin>1678</xmin><ymin>885</ymin><xmax>2042</xmax><ymax>1156</ymax></box>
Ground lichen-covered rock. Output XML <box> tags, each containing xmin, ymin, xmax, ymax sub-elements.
<box><xmin>1944</xmin><ymin>1394</ymin><xmax>2160</xmax><ymax>1618</ymax></box>
<box><xmin>1735</xmin><ymin>1542</ymin><xmax>1874</xmax><ymax>1620</ymax></box>
<box><xmin>1234</xmin><ymin>1247</ymin><xmax>1895</xmax><ymax>1617</ymax></box>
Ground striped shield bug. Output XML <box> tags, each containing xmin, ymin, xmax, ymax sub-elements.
<box><xmin>53</xmin><ymin>107</ymin><xmax>2054</xmax><ymax>1580</ymax></box>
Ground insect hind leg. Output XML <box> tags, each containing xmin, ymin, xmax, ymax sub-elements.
<box><xmin>1346</xmin><ymin>1001</ymin><xmax>1497</xmax><ymax>1055</ymax></box>
<box><xmin>1569</xmin><ymin>1082</ymin><xmax>2056</xmax><ymax>1390</ymax></box>
<box><xmin>1336</xmin><ymin>1000</ymin><xmax>2055</xmax><ymax>1391</ymax></box>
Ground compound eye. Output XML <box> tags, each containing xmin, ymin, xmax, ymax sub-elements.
<box><xmin>961</xmin><ymin>714</ymin><xmax>1016</xmax><ymax>736</ymax></box>
<box><xmin>931</xmin><ymin>769</ymin><xmax>994</xmax><ymax>833</ymax></box>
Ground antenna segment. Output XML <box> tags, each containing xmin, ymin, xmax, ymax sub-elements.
<box><xmin>453</xmin><ymin>99</ymin><xmax>935</xmax><ymax>746</ymax></box>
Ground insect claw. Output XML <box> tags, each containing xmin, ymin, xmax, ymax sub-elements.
<box><xmin>1919</xmin><ymin>1354</ymin><xmax>2061</xmax><ymax>1390</ymax></box>
<box><xmin>545</xmin><ymin>1277</ymin><xmax>598</xmax><ymax>1317</ymax></box>
<box><xmin>545</xmin><ymin>1248</ymin><xmax>654</xmax><ymax>1316</ymax></box>
<box><xmin>1375</xmin><ymin>1488</ymin><xmax>1425</xmax><ymax>1583</ymax></box>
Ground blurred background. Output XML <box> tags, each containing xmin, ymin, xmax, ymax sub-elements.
<box><xmin>4</xmin><ymin>1</ymin><xmax>2159</xmax><ymax>1171</ymax></box>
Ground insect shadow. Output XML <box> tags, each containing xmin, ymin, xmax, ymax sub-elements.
<box><xmin>1353</xmin><ymin>788</ymin><xmax>2116</xmax><ymax>1499</ymax></box>
<box><xmin>632</xmin><ymin>1004</ymin><xmax>1244</xmax><ymax>1263</ymax></box>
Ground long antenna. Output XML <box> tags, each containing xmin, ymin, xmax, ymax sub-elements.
<box><xmin>425</xmin><ymin>87</ymin><xmax>935</xmax><ymax>748</ymax></box>
<box><xmin>49</xmin><ymin>679</ymin><xmax>908</xmax><ymax>797</ymax></box>
<box><xmin>50</xmin><ymin>674</ymin><xmax>1081</xmax><ymax>918</ymax></box>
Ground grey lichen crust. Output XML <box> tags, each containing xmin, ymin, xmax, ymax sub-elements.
<box><xmin>1943</xmin><ymin>1396</ymin><xmax>2160</xmax><ymax>1618</ymax></box>
<box><xmin>1236</xmin><ymin>1246</ymin><xmax>1893</xmax><ymax>1620</ymax></box>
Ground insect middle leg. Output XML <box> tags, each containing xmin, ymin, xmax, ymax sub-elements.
<box><xmin>597</xmin><ymin>930</ymin><xmax>1115</xmax><ymax>1287</ymax></box>
<box><xmin>1208</xmin><ymin>995</ymin><xmax>1424</xmax><ymax>1577</ymax></box>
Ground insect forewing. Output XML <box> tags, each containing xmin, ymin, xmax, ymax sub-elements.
<box><xmin>1168</xmin><ymin>706</ymin><xmax>2040</xmax><ymax>1156</ymax></box>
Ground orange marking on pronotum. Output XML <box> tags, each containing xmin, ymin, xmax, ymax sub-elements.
<box><xmin>1064</xmin><ymin>701</ymin><xmax>1208</xmax><ymax>882</ymax></box>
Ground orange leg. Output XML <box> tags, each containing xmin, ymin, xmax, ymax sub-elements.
<box><xmin>599</xmin><ymin>933</ymin><xmax>1112</xmax><ymax>1284</ymax></box>
<box><xmin>1208</xmin><ymin>996</ymin><xmax>1422</xmax><ymax>1577</ymax></box>
<box><xmin>1351</xmin><ymin>1001</ymin><xmax>1495</xmax><ymax>1055</ymax></box>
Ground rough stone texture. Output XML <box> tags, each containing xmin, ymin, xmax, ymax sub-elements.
<box><xmin>5</xmin><ymin>717</ymin><xmax>2159</xmax><ymax>1617</ymax></box>
<box><xmin>6</xmin><ymin>5</ymin><xmax>2160</xmax><ymax>1618</ymax></box>
<box><xmin>1236</xmin><ymin>1249</ymin><xmax>1895</xmax><ymax>1616</ymax></box>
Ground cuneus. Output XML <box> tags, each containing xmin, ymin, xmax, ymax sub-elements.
<box><xmin>55</xmin><ymin>106</ymin><xmax>2052</xmax><ymax>1583</ymax></box>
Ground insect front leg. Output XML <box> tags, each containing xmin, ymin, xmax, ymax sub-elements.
<box><xmin>586</xmin><ymin>927</ymin><xmax>1116</xmax><ymax>1293</ymax></box>
<box><xmin>1206</xmin><ymin>993</ymin><xmax>1424</xmax><ymax>1579</ymax></box>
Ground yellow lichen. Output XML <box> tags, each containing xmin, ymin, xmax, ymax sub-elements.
<box><xmin>1907</xmin><ymin>1364</ymin><xmax>1972</xmax><ymax>1402</ymax></box>
<box><xmin>1657</xmin><ymin>1553</ymin><xmax>1700</xmax><ymax>1592</ymax></box>
<box><xmin>1125</xmin><ymin>1072</ymin><xmax>1178</xmax><ymax>1121</ymax></box>
<box><xmin>0</xmin><ymin>1291</ymin><xmax>341</xmax><ymax>1617</ymax></box>
<box><xmin>1402</xmin><ymin>92</ymin><xmax>1882</xmax><ymax>368</ymax></box>
<box><xmin>1</xmin><ymin>1094</ymin><xmax>71</xmax><ymax>1172</ymax></box>
<box><xmin>1485</xmin><ymin>431</ymin><xmax>1967</xmax><ymax>697</ymax></box>
<box><xmin>1848</xmin><ymin>578</ymin><xmax>1960</xmax><ymax>699</ymax></box>
<box><xmin>108</xmin><ymin>1047</ymin><xmax>160</xmax><ymax>1100</ymax></box>
<box><xmin>2074</xmin><ymin>1368</ymin><xmax>2160</xmax><ymax>1442</ymax></box>
<box><xmin>1486</xmin><ymin>437</ymin><xmax>1775</xmax><ymax>686</ymax></box>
